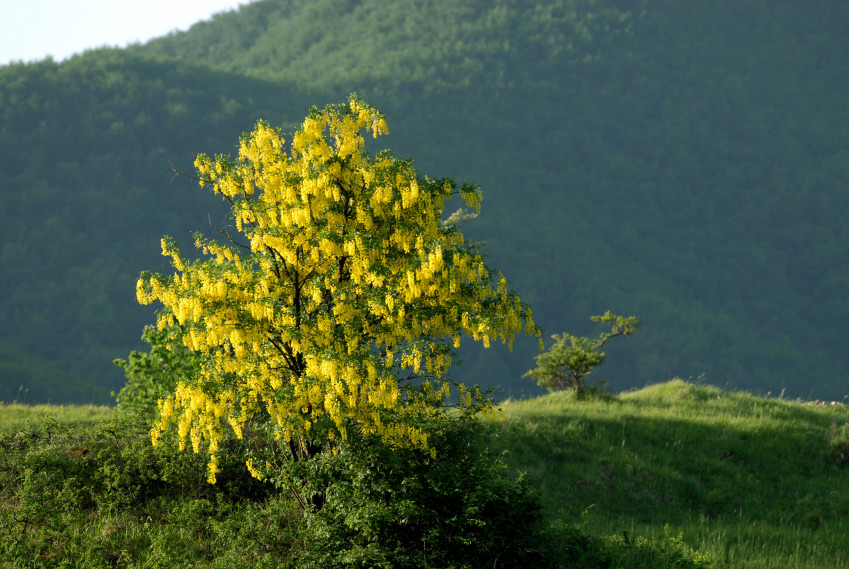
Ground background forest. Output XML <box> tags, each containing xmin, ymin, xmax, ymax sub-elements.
<box><xmin>1</xmin><ymin>0</ymin><xmax>848</xmax><ymax>403</ymax></box>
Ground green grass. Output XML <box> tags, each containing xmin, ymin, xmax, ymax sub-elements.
<box><xmin>488</xmin><ymin>379</ymin><xmax>849</xmax><ymax>568</ymax></box>
<box><xmin>0</xmin><ymin>402</ymin><xmax>114</xmax><ymax>434</ymax></box>
<box><xmin>3</xmin><ymin>379</ymin><xmax>848</xmax><ymax>567</ymax></box>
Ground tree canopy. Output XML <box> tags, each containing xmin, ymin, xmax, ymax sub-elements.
<box><xmin>137</xmin><ymin>97</ymin><xmax>538</xmax><ymax>482</ymax></box>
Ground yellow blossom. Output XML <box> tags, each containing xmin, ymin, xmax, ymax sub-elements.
<box><xmin>136</xmin><ymin>96</ymin><xmax>539</xmax><ymax>483</ymax></box>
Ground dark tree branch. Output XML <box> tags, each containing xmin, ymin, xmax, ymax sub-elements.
<box><xmin>170</xmin><ymin>162</ymin><xmax>212</xmax><ymax>187</ymax></box>
<box><xmin>206</xmin><ymin>213</ymin><xmax>252</xmax><ymax>250</ymax></box>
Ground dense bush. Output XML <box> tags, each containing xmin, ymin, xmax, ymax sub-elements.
<box><xmin>0</xmin><ymin>411</ymin><xmax>273</xmax><ymax>565</ymax></box>
<box><xmin>283</xmin><ymin>416</ymin><xmax>553</xmax><ymax>568</ymax></box>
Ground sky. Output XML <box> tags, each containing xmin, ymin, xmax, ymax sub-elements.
<box><xmin>0</xmin><ymin>0</ymin><xmax>254</xmax><ymax>66</ymax></box>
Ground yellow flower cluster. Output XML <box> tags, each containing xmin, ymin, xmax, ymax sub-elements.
<box><xmin>136</xmin><ymin>97</ymin><xmax>539</xmax><ymax>482</ymax></box>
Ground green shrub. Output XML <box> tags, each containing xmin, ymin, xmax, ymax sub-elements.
<box><xmin>0</xmin><ymin>409</ymin><xmax>275</xmax><ymax>566</ymax></box>
<box><xmin>524</xmin><ymin>312</ymin><xmax>639</xmax><ymax>395</ymax></box>
<box><xmin>113</xmin><ymin>323</ymin><xmax>203</xmax><ymax>416</ymax></box>
<box><xmin>278</xmin><ymin>415</ymin><xmax>555</xmax><ymax>568</ymax></box>
<box><xmin>208</xmin><ymin>494</ymin><xmax>304</xmax><ymax>569</ymax></box>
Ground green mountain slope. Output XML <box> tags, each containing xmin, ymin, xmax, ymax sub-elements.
<box><xmin>0</xmin><ymin>52</ymin><xmax>316</xmax><ymax>401</ymax></box>
<box><xmin>2</xmin><ymin>0</ymin><xmax>849</xmax><ymax>401</ymax></box>
<box><xmin>135</xmin><ymin>0</ymin><xmax>632</xmax><ymax>92</ymax></box>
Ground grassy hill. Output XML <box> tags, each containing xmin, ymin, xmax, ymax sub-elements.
<box><xmin>2</xmin><ymin>379</ymin><xmax>847</xmax><ymax>567</ymax></box>
<box><xmin>490</xmin><ymin>379</ymin><xmax>849</xmax><ymax>568</ymax></box>
<box><xmin>2</xmin><ymin>0</ymin><xmax>849</xmax><ymax>402</ymax></box>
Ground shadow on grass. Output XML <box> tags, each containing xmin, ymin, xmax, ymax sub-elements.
<box><xmin>488</xmin><ymin>384</ymin><xmax>849</xmax><ymax>528</ymax></box>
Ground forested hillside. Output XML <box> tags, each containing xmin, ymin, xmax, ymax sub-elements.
<box><xmin>2</xmin><ymin>0</ymin><xmax>848</xmax><ymax>403</ymax></box>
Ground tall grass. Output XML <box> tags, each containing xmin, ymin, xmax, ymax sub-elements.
<box><xmin>489</xmin><ymin>379</ymin><xmax>849</xmax><ymax>568</ymax></box>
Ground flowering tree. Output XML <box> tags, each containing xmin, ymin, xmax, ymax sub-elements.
<box><xmin>136</xmin><ymin>97</ymin><xmax>538</xmax><ymax>483</ymax></box>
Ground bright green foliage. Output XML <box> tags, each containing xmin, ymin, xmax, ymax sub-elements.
<box><xmin>136</xmin><ymin>97</ymin><xmax>539</xmax><ymax>482</ymax></box>
<box><xmin>525</xmin><ymin>311</ymin><xmax>639</xmax><ymax>394</ymax></box>
<box><xmin>113</xmin><ymin>324</ymin><xmax>203</xmax><ymax>416</ymax></box>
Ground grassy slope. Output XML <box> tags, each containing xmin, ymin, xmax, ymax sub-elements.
<box><xmin>4</xmin><ymin>380</ymin><xmax>849</xmax><ymax>567</ymax></box>
<box><xmin>488</xmin><ymin>379</ymin><xmax>849</xmax><ymax>568</ymax></box>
